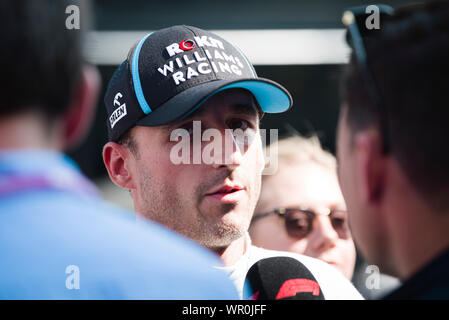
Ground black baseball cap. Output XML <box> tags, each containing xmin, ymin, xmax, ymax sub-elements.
<box><xmin>104</xmin><ymin>25</ymin><xmax>293</xmax><ymax>142</ymax></box>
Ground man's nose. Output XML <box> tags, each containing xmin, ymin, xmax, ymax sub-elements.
<box><xmin>211</xmin><ymin>128</ymin><xmax>243</xmax><ymax>170</ymax></box>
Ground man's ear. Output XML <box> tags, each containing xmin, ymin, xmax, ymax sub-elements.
<box><xmin>102</xmin><ymin>142</ymin><xmax>136</xmax><ymax>190</ymax></box>
<box><xmin>353</xmin><ymin>129</ymin><xmax>387</xmax><ymax>204</ymax></box>
<box><xmin>62</xmin><ymin>64</ymin><xmax>101</xmax><ymax>150</ymax></box>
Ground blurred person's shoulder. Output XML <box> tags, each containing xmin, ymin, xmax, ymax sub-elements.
<box><xmin>0</xmin><ymin>150</ymin><xmax>238</xmax><ymax>299</ymax></box>
<box><xmin>248</xmin><ymin>245</ymin><xmax>364</xmax><ymax>300</ymax></box>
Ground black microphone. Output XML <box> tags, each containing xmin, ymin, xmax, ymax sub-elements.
<box><xmin>243</xmin><ymin>256</ymin><xmax>325</xmax><ymax>300</ymax></box>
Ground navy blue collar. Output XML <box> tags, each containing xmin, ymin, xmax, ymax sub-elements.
<box><xmin>384</xmin><ymin>246</ymin><xmax>449</xmax><ymax>300</ymax></box>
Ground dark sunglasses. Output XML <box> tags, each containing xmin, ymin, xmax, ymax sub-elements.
<box><xmin>252</xmin><ymin>206</ymin><xmax>351</xmax><ymax>240</ymax></box>
<box><xmin>342</xmin><ymin>5</ymin><xmax>395</xmax><ymax>153</ymax></box>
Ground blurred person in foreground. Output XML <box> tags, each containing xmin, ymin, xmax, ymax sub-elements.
<box><xmin>0</xmin><ymin>0</ymin><xmax>238</xmax><ymax>299</ymax></box>
<box><xmin>249</xmin><ymin>135</ymin><xmax>357</xmax><ymax>280</ymax></box>
<box><xmin>338</xmin><ymin>1</ymin><xmax>449</xmax><ymax>299</ymax></box>
<box><xmin>102</xmin><ymin>25</ymin><xmax>363</xmax><ymax>299</ymax></box>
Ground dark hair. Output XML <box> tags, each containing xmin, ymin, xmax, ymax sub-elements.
<box><xmin>117</xmin><ymin>129</ymin><xmax>139</xmax><ymax>158</ymax></box>
<box><xmin>0</xmin><ymin>0</ymin><xmax>85</xmax><ymax>119</ymax></box>
<box><xmin>341</xmin><ymin>1</ymin><xmax>449</xmax><ymax>209</ymax></box>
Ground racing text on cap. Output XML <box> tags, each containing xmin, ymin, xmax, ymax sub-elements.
<box><xmin>159</xmin><ymin>36</ymin><xmax>247</xmax><ymax>85</ymax></box>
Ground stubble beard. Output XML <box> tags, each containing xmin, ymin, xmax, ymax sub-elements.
<box><xmin>137</xmin><ymin>166</ymin><xmax>254</xmax><ymax>250</ymax></box>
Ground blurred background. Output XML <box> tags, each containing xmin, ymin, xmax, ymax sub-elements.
<box><xmin>73</xmin><ymin>0</ymin><xmax>410</xmax><ymax>201</ymax></box>
<box><xmin>71</xmin><ymin>0</ymin><xmax>408</xmax><ymax>297</ymax></box>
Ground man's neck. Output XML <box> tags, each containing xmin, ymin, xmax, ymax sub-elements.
<box><xmin>389</xmin><ymin>198</ymin><xmax>449</xmax><ymax>280</ymax></box>
<box><xmin>0</xmin><ymin>111</ymin><xmax>61</xmax><ymax>150</ymax></box>
<box><xmin>211</xmin><ymin>234</ymin><xmax>249</xmax><ymax>267</ymax></box>
<box><xmin>400</xmin><ymin>217</ymin><xmax>449</xmax><ymax>280</ymax></box>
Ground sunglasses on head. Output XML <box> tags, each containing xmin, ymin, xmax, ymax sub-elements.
<box><xmin>252</xmin><ymin>206</ymin><xmax>351</xmax><ymax>240</ymax></box>
<box><xmin>342</xmin><ymin>5</ymin><xmax>395</xmax><ymax>153</ymax></box>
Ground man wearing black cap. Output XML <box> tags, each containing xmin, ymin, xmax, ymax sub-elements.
<box><xmin>103</xmin><ymin>25</ymin><xmax>362</xmax><ymax>299</ymax></box>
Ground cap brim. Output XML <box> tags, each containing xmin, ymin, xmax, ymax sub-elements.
<box><xmin>136</xmin><ymin>78</ymin><xmax>292</xmax><ymax>127</ymax></box>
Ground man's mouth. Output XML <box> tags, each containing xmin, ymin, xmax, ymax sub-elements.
<box><xmin>205</xmin><ymin>184</ymin><xmax>246</xmax><ymax>203</ymax></box>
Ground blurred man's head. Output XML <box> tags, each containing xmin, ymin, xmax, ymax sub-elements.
<box><xmin>249</xmin><ymin>136</ymin><xmax>356</xmax><ymax>279</ymax></box>
<box><xmin>337</xmin><ymin>1</ymin><xmax>449</xmax><ymax>279</ymax></box>
<box><xmin>0</xmin><ymin>0</ymin><xmax>99</xmax><ymax>150</ymax></box>
<box><xmin>102</xmin><ymin>26</ymin><xmax>292</xmax><ymax>250</ymax></box>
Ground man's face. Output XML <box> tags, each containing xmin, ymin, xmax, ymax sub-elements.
<box><xmin>250</xmin><ymin>162</ymin><xmax>356</xmax><ymax>279</ymax></box>
<box><xmin>127</xmin><ymin>88</ymin><xmax>265</xmax><ymax>249</ymax></box>
<box><xmin>336</xmin><ymin>105</ymin><xmax>386</xmax><ymax>266</ymax></box>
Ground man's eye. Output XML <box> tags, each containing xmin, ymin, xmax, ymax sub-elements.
<box><xmin>288</xmin><ymin>218</ymin><xmax>309</xmax><ymax>231</ymax></box>
<box><xmin>229</xmin><ymin>119</ymin><xmax>250</xmax><ymax>130</ymax></box>
<box><xmin>331</xmin><ymin>217</ymin><xmax>346</xmax><ymax>229</ymax></box>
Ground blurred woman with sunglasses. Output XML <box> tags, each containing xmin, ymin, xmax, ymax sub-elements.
<box><xmin>249</xmin><ymin>135</ymin><xmax>356</xmax><ymax>279</ymax></box>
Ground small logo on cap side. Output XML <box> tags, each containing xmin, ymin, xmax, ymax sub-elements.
<box><xmin>110</xmin><ymin>92</ymin><xmax>127</xmax><ymax>129</ymax></box>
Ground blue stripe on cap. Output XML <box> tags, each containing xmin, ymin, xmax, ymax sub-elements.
<box><xmin>131</xmin><ymin>32</ymin><xmax>154</xmax><ymax>115</ymax></box>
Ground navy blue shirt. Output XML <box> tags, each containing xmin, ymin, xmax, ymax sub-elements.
<box><xmin>384</xmin><ymin>247</ymin><xmax>449</xmax><ymax>300</ymax></box>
